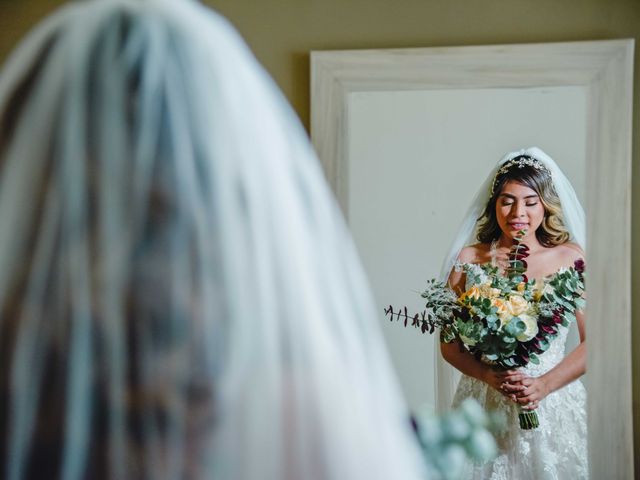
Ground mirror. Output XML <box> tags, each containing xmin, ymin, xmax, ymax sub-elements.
<box><xmin>311</xmin><ymin>40</ymin><xmax>633</xmax><ymax>478</ymax></box>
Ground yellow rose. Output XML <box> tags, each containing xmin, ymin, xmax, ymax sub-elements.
<box><xmin>492</xmin><ymin>298</ymin><xmax>508</xmax><ymax>316</ymax></box>
<box><xmin>507</xmin><ymin>295</ymin><xmax>529</xmax><ymax>317</ymax></box>
<box><xmin>479</xmin><ymin>284</ymin><xmax>501</xmax><ymax>299</ymax></box>
<box><xmin>459</xmin><ymin>285</ymin><xmax>482</xmax><ymax>303</ymax></box>
<box><xmin>459</xmin><ymin>283</ymin><xmax>501</xmax><ymax>304</ymax></box>
<box><xmin>517</xmin><ymin>282</ymin><xmax>526</xmax><ymax>293</ymax></box>
<box><xmin>492</xmin><ymin>298</ymin><xmax>512</xmax><ymax>326</ymax></box>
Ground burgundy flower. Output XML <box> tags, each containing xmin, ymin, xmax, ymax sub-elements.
<box><xmin>512</xmin><ymin>241</ymin><xmax>530</xmax><ymax>253</ymax></box>
<box><xmin>574</xmin><ymin>258</ymin><xmax>585</xmax><ymax>273</ymax></box>
<box><xmin>540</xmin><ymin>324</ymin><xmax>557</xmax><ymax>335</ymax></box>
<box><xmin>528</xmin><ymin>340</ymin><xmax>543</xmax><ymax>354</ymax></box>
<box><xmin>551</xmin><ymin>311</ymin><xmax>563</xmax><ymax>324</ymax></box>
<box><xmin>538</xmin><ymin>316</ymin><xmax>553</xmax><ymax>326</ymax></box>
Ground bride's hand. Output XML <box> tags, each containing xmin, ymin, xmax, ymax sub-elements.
<box><xmin>513</xmin><ymin>375</ymin><xmax>550</xmax><ymax>410</ymax></box>
<box><xmin>482</xmin><ymin>369</ymin><xmax>525</xmax><ymax>399</ymax></box>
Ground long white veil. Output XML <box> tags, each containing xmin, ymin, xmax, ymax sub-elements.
<box><xmin>436</xmin><ymin>147</ymin><xmax>586</xmax><ymax>412</ymax></box>
<box><xmin>0</xmin><ymin>1</ymin><xmax>426</xmax><ymax>478</ymax></box>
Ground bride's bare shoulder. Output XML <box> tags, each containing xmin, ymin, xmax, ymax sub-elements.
<box><xmin>549</xmin><ymin>242</ymin><xmax>585</xmax><ymax>268</ymax></box>
<box><xmin>555</xmin><ymin>242</ymin><xmax>585</xmax><ymax>261</ymax></box>
<box><xmin>458</xmin><ymin>243</ymin><xmax>491</xmax><ymax>264</ymax></box>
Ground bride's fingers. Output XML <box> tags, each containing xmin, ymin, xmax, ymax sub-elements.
<box><xmin>522</xmin><ymin>401</ymin><xmax>539</xmax><ymax>411</ymax></box>
<box><xmin>518</xmin><ymin>377</ymin><xmax>535</xmax><ymax>386</ymax></box>
<box><xmin>516</xmin><ymin>391</ymin><xmax>542</xmax><ymax>404</ymax></box>
<box><xmin>501</xmin><ymin>382</ymin><xmax>525</xmax><ymax>393</ymax></box>
<box><xmin>516</xmin><ymin>396</ymin><xmax>531</xmax><ymax>405</ymax></box>
<box><xmin>500</xmin><ymin>391</ymin><xmax>518</xmax><ymax>402</ymax></box>
<box><xmin>500</xmin><ymin>372</ymin><xmax>525</xmax><ymax>383</ymax></box>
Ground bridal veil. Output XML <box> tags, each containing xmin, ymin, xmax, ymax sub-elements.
<box><xmin>0</xmin><ymin>0</ymin><xmax>425</xmax><ymax>478</ymax></box>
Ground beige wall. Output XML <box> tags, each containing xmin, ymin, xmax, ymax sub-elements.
<box><xmin>2</xmin><ymin>0</ymin><xmax>639</xmax><ymax>474</ymax></box>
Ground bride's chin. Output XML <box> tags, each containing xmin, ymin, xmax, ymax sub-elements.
<box><xmin>501</xmin><ymin>230</ymin><xmax>530</xmax><ymax>241</ymax></box>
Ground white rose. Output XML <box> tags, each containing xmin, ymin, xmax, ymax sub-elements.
<box><xmin>516</xmin><ymin>314</ymin><xmax>539</xmax><ymax>342</ymax></box>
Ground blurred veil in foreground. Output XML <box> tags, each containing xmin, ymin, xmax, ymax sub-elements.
<box><xmin>0</xmin><ymin>0</ymin><xmax>426</xmax><ymax>479</ymax></box>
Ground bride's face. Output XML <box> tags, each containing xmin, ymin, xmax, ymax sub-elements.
<box><xmin>495</xmin><ymin>180</ymin><xmax>545</xmax><ymax>242</ymax></box>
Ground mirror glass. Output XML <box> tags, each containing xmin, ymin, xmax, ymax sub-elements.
<box><xmin>347</xmin><ymin>86</ymin><xmax>587</xmax><ymax>410</ymax></box>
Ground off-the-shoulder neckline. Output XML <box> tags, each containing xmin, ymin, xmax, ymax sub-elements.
<box><xmin>454</xmin><ymin>260</ymin><xmax>582</xmax><ymax>284</ymax></box>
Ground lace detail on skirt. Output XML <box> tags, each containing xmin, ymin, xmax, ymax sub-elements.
<box><xmin>452</xmin><ymin>327</ymin><xmax>588</xmax><ymax>479</ymax></box>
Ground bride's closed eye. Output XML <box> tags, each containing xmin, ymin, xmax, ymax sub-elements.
<box><xmin>500</xmin><ymin>201</ymin><xmax>538</xmax><ymax>207</ymax></box>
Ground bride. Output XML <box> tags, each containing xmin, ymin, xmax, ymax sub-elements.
<box><xmin>440</xmin><ymin>148</ymin><xmax>588</xmax><ymax>479</ymax></box>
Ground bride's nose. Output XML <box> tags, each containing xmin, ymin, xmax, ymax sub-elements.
<box><xmin>513</xmin><ymin>202</ymin><xmax>526</xmax><ymax>218</ymax></box>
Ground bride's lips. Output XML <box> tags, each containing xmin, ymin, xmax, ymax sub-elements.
<box><xmin>509</xmin><ymin>222</ymin><xmax>529</xmax><ymax>230</ymax></box>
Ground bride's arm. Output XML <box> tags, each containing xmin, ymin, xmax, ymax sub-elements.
<box><xmin>441</xmin><ymin>341</ymin><xmax>523</xmax><ymax>393</ymax></box>
<box><xmin>515</xmin><ymin>309</ymin><xmax>585</xmax><ymax>408</ymax></box>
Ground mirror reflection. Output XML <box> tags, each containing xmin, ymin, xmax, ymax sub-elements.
<box><xmin>346</xmin><ymin>88</ymin><xmax>588</xmax><ymax>477</ymax></box>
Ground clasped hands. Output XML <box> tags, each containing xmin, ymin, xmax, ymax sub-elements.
<box><xmin>483</xmin><ymin>369</ymin><xmax>550</xmax><ymax>410</ymax></box>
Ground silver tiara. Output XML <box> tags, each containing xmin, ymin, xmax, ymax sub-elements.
<box><xmin>490</xmin><ymin>156</ymin><xmax>551</xmax><ymax>195</ymax></box>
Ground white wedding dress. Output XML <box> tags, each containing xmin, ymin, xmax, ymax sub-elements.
<box><xmin>451</xmin><ymin>265</ymin><xmax>588</xmax><ymax>479</ymax></box>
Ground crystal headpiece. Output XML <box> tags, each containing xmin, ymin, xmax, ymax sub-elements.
<box><xmin>490</xmin><ymin>155</ymin><xmax>552</xmax><ymax>195</ymax></box>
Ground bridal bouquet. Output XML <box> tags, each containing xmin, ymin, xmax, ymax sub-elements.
<box><xmin>386</xmin><ymin>232</ymin><xmax>585</xmax><ymax>429</ymax></box>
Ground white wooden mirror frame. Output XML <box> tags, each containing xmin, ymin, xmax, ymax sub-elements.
<box><xmin>310</xmin><ymin>40</ymin><xmax>634</xmax><ymax>479</ymax></box>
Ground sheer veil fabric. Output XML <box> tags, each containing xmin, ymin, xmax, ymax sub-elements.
<box><xmin>435</xmin><ymin>147</ymin><xmax>586</xmax><ymax>413</ymax></box>
<box><xmin>0</xmin><ymin>1</ymin><xmax>426</xmax><ymax>478</ymax></box>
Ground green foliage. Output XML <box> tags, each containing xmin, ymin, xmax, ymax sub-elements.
<box><xmin>413</xmin><ymin>399</ymin><xmax>503</xmax><ymax>480</ymax></box>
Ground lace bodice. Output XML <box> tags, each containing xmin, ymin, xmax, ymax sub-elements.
<box><xmin>521</xmin><ymin>324</ymin><xmax>568</xmax><ymax>377</ymax></box>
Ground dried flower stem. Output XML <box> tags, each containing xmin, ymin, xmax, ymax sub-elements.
<box><xmin>384</xmin><ymin>305</ymin><xmax>439</xmax><ymax>334</ymax></box>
